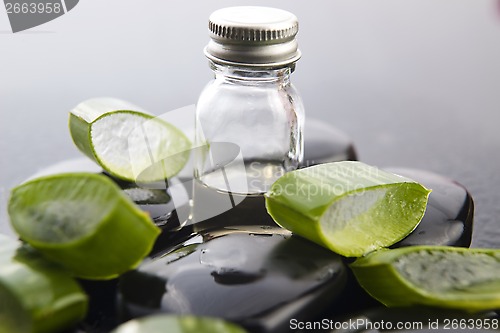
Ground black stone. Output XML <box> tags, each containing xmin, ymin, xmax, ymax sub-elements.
<box><xmin>387</xmin><ymin>168</ymin><xmax>474</xmax><ymax>248</ymax></box>
<box><xmin>107</xmin><ymin>177</ymin><xmax>194</xmax><ymax>256</ymax></box>
<box><xmin>323</xmin><ymin>265</ymin><xmax>380</xmax><ymax>318</ymax></box>
<box><xmin>74</xmin><ymin>279</ymin><xmax>119</xmax><ymax>333</ymax></box>
<box><xmin>118</xmin><ymin>227</ymin><xmax>348</xmax><ymax>333</ymax></box>
<box><xmin>106</xmin><ymin>176</ymin><xmax>188</xmax><ymax>230</ymax></box>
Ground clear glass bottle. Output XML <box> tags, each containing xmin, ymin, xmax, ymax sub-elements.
<box><xmin>192</xmin><ymin>6</ymin><xmax>305</xmax><ymax>227</ymax></box>
<box><xmin>117</xmin><ymin>9</ymin><xmax>350</xmax><ymax>332</ymax></box>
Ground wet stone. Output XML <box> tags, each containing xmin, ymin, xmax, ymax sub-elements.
<box><xmin>118</xmin><ymin>226</ymin><xmax>348</xmax><ymax>333</ymax></box>
<box><xmin>107</xmin><ymin>176</ymin><xmax>193</xmax><ymax>256</ymax></box>
<box><xmin>75</xmin><ymin>279</ymin><xmax>119</xmax><ymax>333</ymax></box>
<box><xmin>324</xmin><ymin>266</ymin><xmax>380</xmax><ymax>318</ymax></box>
<box><xmin>387</xmin><ymin>168</ymin><xmax>474</xmax><ymax>248</ymax></box>
<box><xmin>103</xmin><ymin>174</ymin><xmax>196</xmax><ymax>250</ymax></box>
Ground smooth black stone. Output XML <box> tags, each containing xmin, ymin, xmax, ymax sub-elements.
<box><xmin>386</xmin><ymin>168</ymin><xmax>474</xmax><ymax>248</ymax></box>
<box><xmin>301</xmin><ymin>118</ymin><xmax>358</xmax><ymax>168</ymax></box>
<box><xmin>104</xmin><ymin>174</ymin><xmax>194</xmax><ymax>256</ymax></box>
<box><xmin>328</xmin><ymin>307</ymin><xmax>499</xmax><ymax>333</ymax></box>
<box><xmin>109</xmin><ymin>178</ymin><xmax>194</xmax><ymax>256</ymax></box>
<box><xmin>103</xmin><ymin>175</ymin><xmax>189</xmax><ymax>231</ymax></box>
<box><xmin>74</xmin><ymin>279</ymin><xmax>119</xmax><ymax>333</ymax></box>
<box><xmin>189</xmin><ymin>192</ymin><xmax>279</xmax><ymax>234</ymax></box>
<box><xmin>118</xmin><ymin>226</ymin><xmax>348</xmax><ymax>333</ymax></box>
<box><xmin>322</xmin><ymin>266</ymin><xmax>380</xmax><ymax>319</ymax></box>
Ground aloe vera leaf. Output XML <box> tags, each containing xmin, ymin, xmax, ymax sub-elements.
<box><xmin>265</xmin><ymin>161</ymin><xmax>431</xmax><ymax>257</ymax></box>
<box><xmin>0</xmin><ymin>235</ymin><xmax>87</xmax><ymax>333</ymax></box>
<box><xmin>69</xmin><ymin>97</ymin><xmax>191</xmax><ymax>182</ymax></box>
<box><xmin>8</xmin><ymin>173</ymin><xmax>160</xmax><ymax>280</ymax></box>
<box><xmin>111</xmin><ymin>315</ymin><xmax>248</xmax><ymax>333</ymax></box>
<box><xmin>351</xmin><ymin>246</ymin><xmax>500</xmax><ymax>312</ymax></box>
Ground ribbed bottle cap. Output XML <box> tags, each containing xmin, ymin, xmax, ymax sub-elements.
<box><xmin>205</xmin><ymin>6</ymin><xmax>301</xmax><ymax>68</ymax></box>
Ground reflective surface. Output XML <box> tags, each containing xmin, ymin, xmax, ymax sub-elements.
<box><xmin>75</xmin><ymin>279</ymin><xmax>118</xmax><ymax>333</ymax></box>
<box><xmin>388</xmin><ymin>168</ymin><xmax>474</xmax><ymax>248</ymax></box>
<box><xmin>118</xmin><ymin>227</ymin><xmax>348</xmax><ymax>333</ymax></box>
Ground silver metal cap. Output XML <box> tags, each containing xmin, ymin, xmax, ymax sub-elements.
<box><xmin>205</xmin><ymin>6</ymin><xmax>301</xmax><ymax>68</ymax></box>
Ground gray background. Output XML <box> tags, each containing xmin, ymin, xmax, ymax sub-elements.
<box><xmin>1</xmin><ymin>0</ymin><xmax>499</xmax><ymax>246</ymax></box>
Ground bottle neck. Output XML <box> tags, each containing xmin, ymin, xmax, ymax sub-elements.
<box><xmin>209</xmin><ymin>60</ymin><xmax>292</xmax><ymax>86</ymax></box>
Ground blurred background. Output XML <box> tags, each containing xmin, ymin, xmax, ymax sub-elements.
<box><xmin>1</xmin><ymin>0</ymin><xmax>499</xmax><ymax>246</ymax></box>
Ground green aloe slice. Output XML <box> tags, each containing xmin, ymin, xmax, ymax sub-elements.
<box><xmin>265</xmin><ymin>161</ymin><xmax>431</xmax><ymax>257</ymax></box>
<box><xmin>0</xmin><ymin>234</ymin><xmax>87</xmax><ymax>333</ymax></box>
<box><xmin>69</xmin><ymin>97</ymin><xmax>191</xmax><ymax>182</ymax></box>
<box><xmin>350</xmin><ymin>246</ymin><xmax>500</xmax><ymax>312</ymax></box>
<box><xmin>8</xmin><ymin>173</ymin><xmax>161</xmax><ymax>280</ymax></box>
<box><xmin>111</xmin><ymin>315</ymin><xmax>248</xmax><ymax>333</ymax></box>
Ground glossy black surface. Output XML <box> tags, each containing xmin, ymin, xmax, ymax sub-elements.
<box><xmin>190</xmin><ymin>192</ymin><xmax>278</xmax><ymax>233</ymax></box>
<box><xmin>108</xmin><ymin>175</ymin><xmax>196</xmax><ymax>256</ymax></box>
<box><xmin>118</xmin><ymin>227</ymin><xmax>348</xmax><ymax>333</ymax></box>
<box><xmin>387</xmin><ymin>168</ymin><xmax>474</xmax><ymax>248</ymax></box>
<box><xmin>107</xmin><ymin>175</ymin><xmax>189</xmax><ymax>231</ymax></box>
<box><xmin>75</xmin><ymin>279</ymin><xmax>119</xmax><ymax>333</ymax></box>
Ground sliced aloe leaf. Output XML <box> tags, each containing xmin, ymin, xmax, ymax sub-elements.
<box><xmin>8</xmin><ymin>173</ymin><xmax>161</xmax><ymax>280</ymax></box>
<box><xmin>265</xmin><ymin>161</ymin><xmax>431</xmax><ymax>257</ymax></box>
<box><xmin>0</xmin><ymin>234</ymin><xmax>87</xmax><ymax>333</ymax></box>
<box><xmin>351</xmin><ymin>246</ymin><xmax>500</xmax><ymax>312</ymax></box>
<box><xmin>111</xmin><ymin>315</ymin><xmax>248</xmax><ymax>333</ymax></box>
<box><xmin>69</xmin><ymin>97</ymin><xmax>191</xmax><ymax>182</ymax></box>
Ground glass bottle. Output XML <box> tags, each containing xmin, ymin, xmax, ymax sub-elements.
<box><xmin>117</xmin><ymin>9</ymin><xmax>350</xmax><ymax>333</ymax></box>
<box><xmin>192</xmin><ymin>6</ymin><xmax>305</xmax><ymax>227</ymax></box>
